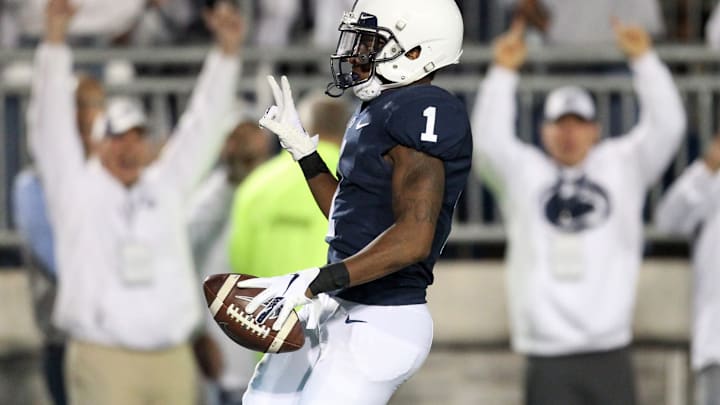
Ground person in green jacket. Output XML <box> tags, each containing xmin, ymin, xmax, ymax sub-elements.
<box><xmin>228</xmin><ymin>92</ymin><xmax>351</xmax><ymax>277</ymax></box>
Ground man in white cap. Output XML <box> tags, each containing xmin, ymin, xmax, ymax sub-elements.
<box><xmin>472</xmin><ymin>19</ymin><xmax>685</xmax><ymax>405</ymax></box>
<box><xmin>28</xmin><ymin>0</ymin><xmax>245</xmax><ymax>403</ymax></box>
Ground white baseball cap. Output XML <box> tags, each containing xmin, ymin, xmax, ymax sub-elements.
<box><xmin>103</xmin><ymin>97</ymin><xmax>147</xmax><ymax>137</ymax></box>
<box><xmin>544</xmin><ymin>86</ymin><xmax>596</xmax><ymax>122</ymax></box>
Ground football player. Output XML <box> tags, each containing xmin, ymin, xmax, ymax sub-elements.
<box><xmin>236</xmin><ymin>0</ymin><xmax>472</xmax><ymax>403</ymax></box>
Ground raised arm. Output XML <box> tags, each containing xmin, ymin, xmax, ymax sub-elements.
<box><xmin>612</xmin><ymin>20</ymin><xmax>686</xmax><ymax>186</ymax></box>
<box><xmin>707</xmin><ymin>2</ymin><xmax>720</xmax><ymax>50</ymax></box>
<box><xmin>187</xmin><ymin>170</ymin><xmax>236</xmax><ymax>271</ymax></box>
<box><xmin>154</xmin><ymin>2</ymin><xmax>243</xmax><ymax>196</ymax></box>
<box><xmin>472</xmin><ymin>20</ymin><xmax>534</xmax><ymax>192</ymax></box>
<box><xmin>28</xmin><ymin>0</ymin><xmax>85</xmax><ymax>209</ymax></box>
<box><xmin>259</xmin><ymin>75</ymin><xmax>337</xmax><ymax>218</ymax></box>
<box><xmin>656</xmin><ymin>138</ymin><xmax>720</xmax><ymax>236</ymax></box>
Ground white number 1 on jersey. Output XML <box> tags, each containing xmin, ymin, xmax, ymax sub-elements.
<box><xmin>420</xmin><ymin>106</ymin><xmax>438</xmax><ymax>143</ymax></box>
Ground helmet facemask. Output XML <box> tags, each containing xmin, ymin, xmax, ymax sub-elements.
<box><xmin>326</xmin><ymin>11</ymin><xmax>404</xmax><ymax>98</ymax></box>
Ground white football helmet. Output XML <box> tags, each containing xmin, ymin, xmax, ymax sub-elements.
<box><xmin>327</xmin><ymin>0</ymin><xmax>464</xmax><ymax>100</ymax></box>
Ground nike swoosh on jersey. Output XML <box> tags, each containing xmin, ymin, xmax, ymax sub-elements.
<box><xmin>345</xmin><ymin>314</ymin><xmax>367</xmax><ymax>324</ymax></box>
<box><xmin>355</xmin><ymin>121</ymin><xmax>370</xmax><ymax>130</ymax></box>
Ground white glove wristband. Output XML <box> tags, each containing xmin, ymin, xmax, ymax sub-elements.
<box><xmin>259</xmin><ymin>76</ymin><xmax>319</xmax><ymax>161</ymax></box>
<box><xmin>259</xmin><ymin>109</ymin><xmax>318</xmax><ymax>161</ymax></box>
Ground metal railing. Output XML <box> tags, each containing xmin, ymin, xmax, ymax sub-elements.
<box><xmin>0</xmin><ymin>43</ymin><xmax>719</xmax><ymax>66</ymax></box>
<box><xmin>1</xmin><ymin>44</ymin><xmax>719</xmax><ymax>242</ymax></box>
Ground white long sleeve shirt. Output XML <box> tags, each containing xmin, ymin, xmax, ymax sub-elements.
<box><xmin>472</xmin><ymin>52</ymin><xmax>685</xmax><ymax>356</ymax></box>
<box><xmin>656</xmin><ymin>161</ymin><xmax>720</xmax><ymax>371</ymax></box>
<box><xmin>29</xmin><ymin>43</ymin><xmax>240</xmax><ymax>350</ymax></box>
<box><xmin>187</xmin><ymin>170</ymin><xmax>257</xmax><ymax>391</ymax></box>
<box><xmin>188</xmin><ymin>169</ymin><xmax>236</xmax><ymax>276</ymax></box>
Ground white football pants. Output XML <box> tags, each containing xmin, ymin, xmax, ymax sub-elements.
<box><xmin>242</xmin><ymin>295</ymin><xmax>433</xmax><ymax>405</ymax></box>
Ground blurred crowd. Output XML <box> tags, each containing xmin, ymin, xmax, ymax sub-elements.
<box><xmin>2</xmin><ymin>0</ymin><xmax>720</xmax><ymax>405</ymax></box>
<box><xmin>0</xmin><ymin>0</ymin><xmax>355</xmax><ymax>49</ymax></box>
<box><xmin>0</xmin><ymin>0</ymin><xmax>720</xmax><ymax>49</ymax></box>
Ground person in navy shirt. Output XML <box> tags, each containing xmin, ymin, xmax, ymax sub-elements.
<box><xmin>237</xmin><ymin>1</ymin><xmax>472</xmax><ymax>404</ymax></box>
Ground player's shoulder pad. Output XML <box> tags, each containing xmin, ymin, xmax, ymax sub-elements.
<box><xmin>384</xmin><ymin>85</ymin><xmax>471</xmax><ymax>160</ymax></box>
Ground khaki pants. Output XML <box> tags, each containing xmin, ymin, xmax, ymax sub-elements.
<box><xmin>65</xmin><ymin>340</ymin><xmax>197</xmax><ymax>405</ymax></box>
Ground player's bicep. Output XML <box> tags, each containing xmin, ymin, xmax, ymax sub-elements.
<box><xmin>387</xmin><ymin>145</ymin><xmax>445</xmax><ymax>227</ymax></box>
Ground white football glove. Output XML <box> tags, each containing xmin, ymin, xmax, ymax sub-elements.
<box><xmin>259</xmin><ymin>75</ymin><xmax>318</xmax><ymax>161</ymax></box>
<box><xmin>236</xmin><ymin>267</ymin><xmax>320</xmax><ymax>331</ymax></box>
<box><xmin>296</xmin><ymin>295</ymin><xmax>324</xmax><ymax>331</ymax></box>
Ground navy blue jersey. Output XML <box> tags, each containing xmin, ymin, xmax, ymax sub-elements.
<box><xmin>326</xmin><ymin>84</ymin><xmax>473</xmax><ymax>305</ymax></box>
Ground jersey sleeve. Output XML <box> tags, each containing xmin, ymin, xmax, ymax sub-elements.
<box><xmin>385</xmin><ymin>93</ymin><xmax>470</xmax><ymax>160</ymax></box>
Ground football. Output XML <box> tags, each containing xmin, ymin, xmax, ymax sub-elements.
<box><xmin>202</xmin><ymin>273</ymin><xmax>305</xmax><ymax>353</ymax></box>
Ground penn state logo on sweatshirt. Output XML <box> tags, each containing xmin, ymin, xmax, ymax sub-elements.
<box><xmin>541</xmin><ymin>172</ymin><xmax>611</xmax><ymax>233</ymax></box>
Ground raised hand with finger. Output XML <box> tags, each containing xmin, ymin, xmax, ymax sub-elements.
<box><xmin>204</xmin><ymin>0</ymin><xmax>246</xmax><ymax>56</ymax></box>
<box><xmin>493</xmin><ymin>18</ymin><xmax>527</xmax><ymax>71</ymax></box>
<box><xmin>259</xmin><ymin>75</ymin><xmax>319</xmax><ymax>161</ymax></box>
<box><xmin>45</xmin><ymin>0</ymin><xmax>77</xmax><ymax>44</ymax></box>
<box><xmin>612</xmin><ymin>17</ymin><xmax>652</xmax><ymax>60</ymax></box>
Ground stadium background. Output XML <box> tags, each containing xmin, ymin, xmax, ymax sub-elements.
<box><xmin>0</xmin><ymin>0</ymin><xmax>718</xmax><ymax>403</ymax></box>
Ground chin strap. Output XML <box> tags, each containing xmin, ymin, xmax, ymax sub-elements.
<box><xmin>326</xmin><ymin>73</ymin><xmax>397</xmax><ymax>101</ymax></box>
<box><xmin>352</xmin><ymin>76</ymin><xmax>385</xmax><ymax>101</ymax></box>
